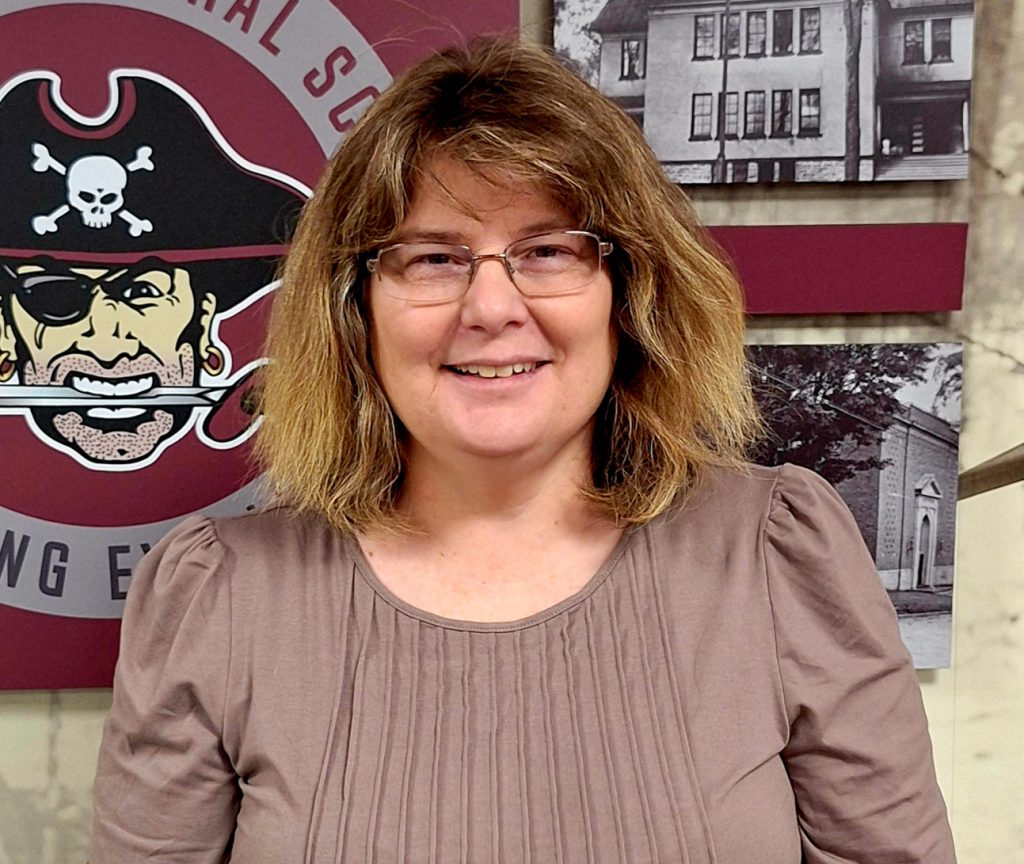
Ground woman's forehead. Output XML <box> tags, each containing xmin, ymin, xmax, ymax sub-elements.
<box><xmin>403</xmin><ymin>156</ymin><xmax>574</xmax><ymax>228</ymax></box>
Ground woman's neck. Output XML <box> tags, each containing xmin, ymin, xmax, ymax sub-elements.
<box><xmin>357</xmin><ymin>440</ymin><xmax>624</xmax><ymax>622</ymax></box>
<box><xmin>397</xmin><ymin>441</ymin><xmax>599</xmax><ymax>539</ymax></box>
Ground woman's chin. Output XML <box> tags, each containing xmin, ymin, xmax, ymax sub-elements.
<box><xmin>412</xmin><ymin>418</ymin><xmax>594</xmax><ymax>468</ymax></box>
<box><xmin>447</xmin><ymin>432</ymin><xmax>549</xmax><ymax>461</ymax></box>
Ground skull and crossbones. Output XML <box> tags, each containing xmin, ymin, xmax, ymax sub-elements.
<box><xmin>30</xmin><ymin>143</ymin><xmax>155</xmax><ymax>237</ymax></box>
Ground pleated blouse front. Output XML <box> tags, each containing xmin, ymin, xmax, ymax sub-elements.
<box><xmin>90</xmin><ymin>464</ymin><xmax>956</xmax><ymax>864</ymax></box>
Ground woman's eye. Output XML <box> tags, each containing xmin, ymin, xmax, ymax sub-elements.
<box><xmin>417</xmin><ymin>253</ymin><xmax>456</xmax><ymax>266</ymax></box>
<box><xmin>523</xmin><ymin>244</ymin><xmax>577</xmax><ymax>262</ymax></box>
<box><xmin>403</xmin><ymin>252</ymin><xmax>467</xmax><ymax>274</ymax></box>
<box><xmin>529</xmin><ymin>245</ymin><xmax>567</xmax><ymax>258</ymax></box>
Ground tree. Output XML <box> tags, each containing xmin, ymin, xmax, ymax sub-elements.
<box><xmin>748</xmin><ymin>343</ymin><xmax>936</xmax><ymax>485</ymax></box>
<box><xmin>932</xmin><ymin>347</ymin><xmax>963</xmax><ymax>420</ymax></box>
<box><xmin>553</xmin><ymin>0</ymin><xmax>607</xmax><ymax>84</ymax></box>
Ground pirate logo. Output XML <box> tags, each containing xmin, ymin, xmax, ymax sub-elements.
<box><xmin>0</xmin><ymin>71</ymin><xmax>306</xmax><ymax>470</ymax></box>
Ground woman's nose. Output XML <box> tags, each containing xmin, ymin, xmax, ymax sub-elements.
<box><xmin>458</xmin><ymin>256</ymin><xmax>529</xmax><ymax>332</ymax></box>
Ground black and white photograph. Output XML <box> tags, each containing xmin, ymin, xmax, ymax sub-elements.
<box><xmin>747</xmin><ymin>342</ymin><xmax>962</xmax><ymax>668</ymax></box>
<box><xmin>555</xmin><ymin>0</ymin><xmax>974</xmax><ymax>183</ymax></box>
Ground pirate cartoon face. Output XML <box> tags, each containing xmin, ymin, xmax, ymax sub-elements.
<box><xmin>0</xmin><ymin>71</ymin><xmax>305</xmax><ymax>469</ymax></box>
<box><xmin>0</xmin><ymin>258</ymin><xmax>225</xmax><ymax>463</ymax></box>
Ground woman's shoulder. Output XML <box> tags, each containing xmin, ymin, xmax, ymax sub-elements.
<box><xmin>653</xmin><ymin>462</ymin><xmax>832</xmax><ymax>534</ymax></box>
<box><xmin>140</xmin><ymin>505</ymin><xmax>353</xmax><ymax>601</ymax></box>
<box><xmin>206</xmin><ymin>504</ymin><xmax>342</xmax><ymax>551</ymax></box>
<box><xmin>642</xmin><ymin>463</ymin><xmax>863</xmax><ymax>579</ymax></box>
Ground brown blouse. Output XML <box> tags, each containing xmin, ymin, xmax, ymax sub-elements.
<box><xmin>89</xmin><ymin>464</ymin><xmax>956</xmax><ymax>863</ymax></box>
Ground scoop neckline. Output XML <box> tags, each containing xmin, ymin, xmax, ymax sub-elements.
<box><xmin>347</xmin><ymin>525</ymin><xmax>638</xmax><ymax>633</ymax></box>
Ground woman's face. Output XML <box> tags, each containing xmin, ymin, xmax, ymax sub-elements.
<box><xmin>367</xmin><ymin>157</ymin><xmax>617</xmax><ymax>470</ymax></box>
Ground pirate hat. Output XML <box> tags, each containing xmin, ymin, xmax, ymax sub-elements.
<box><xmin>0</xmin><ymin>71</ymin><xmax>306</xmax><ymax>309</ymax></box>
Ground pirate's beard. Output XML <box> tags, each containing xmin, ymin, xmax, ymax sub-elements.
<box><xmin>50</xmin><ymin>409</ymin><xmax>178</xmax><ymax>462</ymax></box>
<box><xmin>23</xmin><ymin>347</ymin><xmax>197</xmax><ymax>463</ymax></box>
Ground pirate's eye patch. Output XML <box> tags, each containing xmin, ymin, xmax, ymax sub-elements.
<box><xmin>6</xmin><ymin>272</ymin><xmax>95</xmax><ymax>326</ymax></box>
<box><xmin>2</xmin><ymin>264</ymin><xmax>173</xmax><ymax>325</ymax></box>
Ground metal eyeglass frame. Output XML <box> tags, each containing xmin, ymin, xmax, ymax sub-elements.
<box><xmin>364</xmin><ymin>230</ymin><xmax>614</xmax><ymax>299</ymax></box>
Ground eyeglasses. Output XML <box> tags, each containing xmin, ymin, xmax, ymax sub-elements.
<box><xmin>1</xmin><ymin>263</ymin><xmax>170</xmax><ymax>327</ymax></box>
<box><xmin>365</xmin><ymin>230</ymin><xmax>613</xmax><ymax>303</ymax></box>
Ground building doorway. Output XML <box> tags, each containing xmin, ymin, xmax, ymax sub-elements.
<box><xmin>881</xmin><ymin>98</ymin><xmax>966</xmax><ymax>156</ymax></box>
<box><xmin>916</xmin><ymin>514</ymin><xmax>933</xmax><ymax>588</ymax></box>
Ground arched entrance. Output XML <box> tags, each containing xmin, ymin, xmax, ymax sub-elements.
<box><xmin>916</xmin><ymin>514</ymin><xmax>933</xmax><ymax>588</ymax></box>
<box><xmin>912</xmin><ymin>475</ymin><xmax>943</xmax><ymax>590</ymax></box>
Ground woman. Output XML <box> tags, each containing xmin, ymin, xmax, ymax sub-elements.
<box><xmin>90</xmin><ymin>40</ymin><xmax>956</xmax><ymax>863</ymax></box>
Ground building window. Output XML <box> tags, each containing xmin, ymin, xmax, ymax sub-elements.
<box><xmin>772</xmin><ymin>89</ymin><xmax>792</xmax><ymax>136</ymax></box>
<box><xmin>692</xmin><ymin>93</ymin><xmax>714</xmax><ymax>140</ymax></box>
<box><xmin>721</xmin><ymin>12</ymin><xmax>741</xmax><ymax>57</ymax></box>
<box><xmin>620</xmin><ymin>38</ymin><xmax>646</xmax><ymax>80</ymax></box>
<box><xmin>695</xmin><ymin>14</ymin><xmax>716</xmax><ymax>59</ymax></box>
<box><xmin>723</xmin><ymin>91</ymin><xmax>739</xmax><ymax>138</ymax></box>
<box><xmin>745</xmin><ymin>90</ymin><xmax>766</xmax><ymax>137</ymax></box>
<box><xmin>800</xmin><ymin>8</ymin><xmax>821</xmax><ymax>53</ymax></box>
<box><xmin>799</xmin><ymin>88</ymin><xmax>820</xmax><ymax>135</ymax></box>
<box><xmin>773</xmin><ymin>10</ymin><xmax>794</xmax><ymax>55</ymax></box>
<box><xmin>904</xmin><ymin>20</ymin><xmax>925</xmax><ymax>64</ymax></box>
<box><xmin>932</xmin><ymin>19</ymin><xmax>952</xmax><ymax>62</ymax></box>
<box><xmin>747</xmin><ymin>12</ymin><xmax>767</xmax><ymax>56</ymax></box>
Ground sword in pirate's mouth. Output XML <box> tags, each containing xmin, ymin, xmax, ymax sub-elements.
<box><xmin>0</xmin><ymin>385</ymin><xmax>230</xmax><ymax>408</ymax></box>
<box><xmin>0</xmin><ymin>364</ymin><xmax>264</xmax><ymax>419</ymax></box>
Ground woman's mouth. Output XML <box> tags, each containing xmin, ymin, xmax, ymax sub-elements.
<box><xmin>448</xmin><ymin>361</ymin><xmax>543</xmax><ymax>379</ymax></box>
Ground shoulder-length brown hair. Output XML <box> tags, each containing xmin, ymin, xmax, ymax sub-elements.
<box><xmin>254</xmin><ymin>38</ymin><xmax>760</xmax><ymax>533</ymax></box>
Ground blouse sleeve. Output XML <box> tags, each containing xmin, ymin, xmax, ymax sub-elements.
<box><xmin>90</xmin><ymin>516</ymin><xmax>238</xmax><ymax>863</ymax></box>
<box><xmin>764</xmin><ymin>464</ymin><xmax>956</xmax><ymax>863</ymax></box>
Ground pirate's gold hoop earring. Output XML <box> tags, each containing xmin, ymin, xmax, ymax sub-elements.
<box><xmin>203</xmin><ymin>346</ymin><xmax>225</xmax><ymax>375</ymax></box>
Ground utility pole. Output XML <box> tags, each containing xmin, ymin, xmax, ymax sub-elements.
<box><xmin>713</xmin><ymin>0</ymin><xmax>732</xmax><ymax>183</ymax></box>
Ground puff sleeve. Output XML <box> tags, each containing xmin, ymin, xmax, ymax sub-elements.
<box><xmin>90</xmin><ymin>517</ymin><xmax>238</xmax><ymax>863</ymax></box>
<box><xmin>765</xmin><ymin>464</ymin><xmax>955</xmax><ymax>863</ymax></box>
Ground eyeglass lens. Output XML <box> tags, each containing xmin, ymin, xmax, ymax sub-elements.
<box><xmin>376</xmin><ymin>232</ymin><xmax>605</xmax><ymax>301</ymax></box>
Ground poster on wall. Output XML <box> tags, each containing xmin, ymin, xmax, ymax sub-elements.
<box><xmin>747</xmin><ymin>341</ymin><xmax>961</xmax><ymax>669</ymax></box>
<box><xmin>0</xmin><ymin>0</ymin><xmax>518</xmax><ymax>690</ymax></box>
<box><xmin>554</xmin><ymin>0</ymin><xmax>971</xmax><ymax>314</ymax></box>
<box><xmin>556</xmin><ymin>0</ymin><xmax>975</xmax><ymax>184</ymax></box>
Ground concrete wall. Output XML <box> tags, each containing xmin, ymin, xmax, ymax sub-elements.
<box><xmin>1</xmin><ymin>0</ymin><xmax>1022</xmax><ymax>860</ymax></box>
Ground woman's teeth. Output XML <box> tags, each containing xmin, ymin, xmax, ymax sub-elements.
<box><xmin>452</xmin><ymin>362</ymin><xmax>537</xmax><ymax>378</ymax></box>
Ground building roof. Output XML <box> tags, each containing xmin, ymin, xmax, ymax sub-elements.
<box><xmin>884</xmin><ymin>0</ymin><xmax>973</xmax><ymax>8</ymax></box>
<box><xmin>897</xmin><ymin>404</ymin><xmax>960</xmax><ymax>445</ymax></box>
<box><xmin>590</xmin><ymin>0</ymin><xmax>649</xmax><ymax>35</ymax></box>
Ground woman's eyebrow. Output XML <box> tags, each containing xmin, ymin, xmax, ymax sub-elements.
<box><xmin>393</xmin><ymin>230</ymin><xmax>466</xmax><ymax>244</ymax></box>
<box><xmin>394</xmin><ymin>222</ymin><xmax>574</xmax><ymax>245</ymax></box>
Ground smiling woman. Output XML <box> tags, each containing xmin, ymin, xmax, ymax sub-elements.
<box><xmin>367</xmin><ymin>157</ymin><xmax>617</xmax><ymax>473</ymax></box>
<box><xmin>89</xmin><ymin>39</ymin><xmax>956</xmax><ymax>864</ymax></box>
